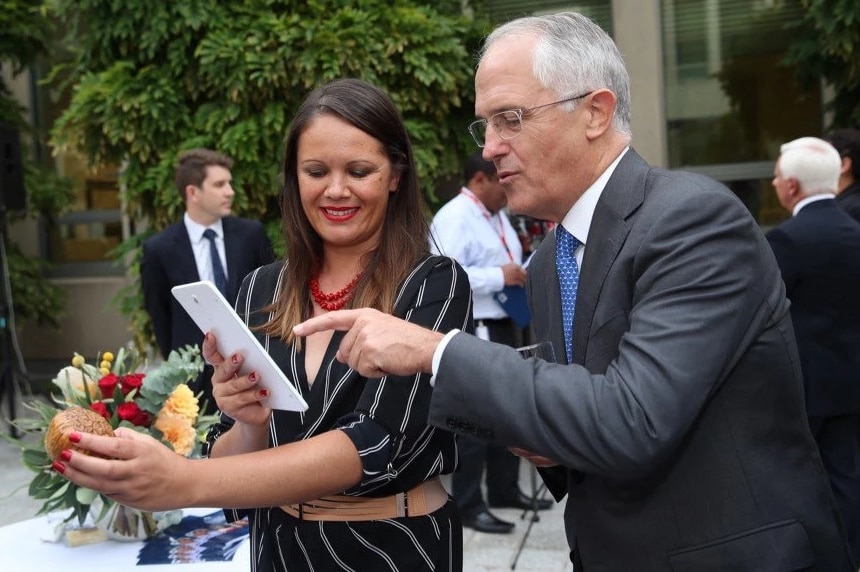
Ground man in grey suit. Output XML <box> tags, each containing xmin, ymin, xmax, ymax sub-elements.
<box><xmin>295</xmin><ymin>11</ymin><xmax>855</xmax><ymax>571</ymax></box>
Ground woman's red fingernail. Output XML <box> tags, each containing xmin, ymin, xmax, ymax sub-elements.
<box><xmin>60</xmin><ymin>450</ymin><xmax>72</xmax><ymax>462</ymax></box>
<box><xmin>231</xmin><ymin>354</ymin><xmax>239</xmax><ymax>365</ymax></box>
<box><xmin>69</xmin><ymin>432</ymin><xmax>82</xmax><ymax>443</ymax></box>
<box><xmin>52</xmin><ymin>461</ymin><xmax>66</xmax><ymax>474</ymax></box>
<box><xmin>248</xmin><ymin>372</ymin><xmax>257</xmax><ymax>382</ymax></box>
<box><xmin>259</xmin><ymin>389</ymin><xmax>269</xmax><ymax>398</ymax></box>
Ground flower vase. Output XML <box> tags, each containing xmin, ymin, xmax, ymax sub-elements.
<box><xmin>96</xmin><ymin>502</ymin><xmax>183</xmax><ymax>542</ymax></box>
<box><xmin>102</xmin><ymin>503</ymin><xmax>158</xmax><ymax>541</ymax></box>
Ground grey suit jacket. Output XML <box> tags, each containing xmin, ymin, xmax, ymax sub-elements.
<box><xmin>430</xmin><ymin>150</ymin><xmax>854</xmax><ymax>571</ymax></box>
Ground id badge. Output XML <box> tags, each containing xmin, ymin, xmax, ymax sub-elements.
<box><xmin>475</xmin><ymin>321</ymin><xmax>490</xmax><ymax>341</ymax></box>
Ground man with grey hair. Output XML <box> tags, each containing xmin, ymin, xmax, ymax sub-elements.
<box><xmin>767</xmin><ymin>136</ymin><xmax>860</xmax><ymax>561</ymax></box>
<box><xmin>296</xmin><ymin>12</ymin><xmax>855</xmax><ymax>570</ymax></box>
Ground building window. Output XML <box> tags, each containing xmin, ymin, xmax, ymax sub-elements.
<box><xmin>662</xmin><ymin>0</ymin><xmax>820</xmax><ymax>226</ymax></box>
<box><xmin>31</xmin><ymin>59</ymin><xmax>128</xmax><ymax>277</ymax></box>
<box><xmin>48</xmin><ymin>153</ymin><xmax>126</xmax><ymax>272</ymax></box>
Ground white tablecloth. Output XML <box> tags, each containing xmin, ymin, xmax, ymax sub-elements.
<box><xmin>0</xmin><ymin>508</ymin><xmax>250</xmax><ymax>572</ymax></box>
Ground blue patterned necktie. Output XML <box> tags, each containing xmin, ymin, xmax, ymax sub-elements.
<box><xmin>555</xmin><ymin>225</ymin><xmax>581</xmax><ymax>363</ymax></box>
<box><xmin>203</xmin><ymin>228</ymin><xmax>229</xmax><ymax>297</ymax></box>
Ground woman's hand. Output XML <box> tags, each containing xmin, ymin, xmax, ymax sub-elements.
<box><xmin>53</xmin><ymin>428</ymin><xmax>196</xmax><ymax>512</ymax></box>
<box><xmin>202</xmin><ymin>332</ymin><xmax>272</xmax><ymax>427</ymax></box>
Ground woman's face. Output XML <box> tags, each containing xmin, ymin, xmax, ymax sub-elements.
<box><xmin>297</xmin><ymin>114</ymin><xmax>400</xmax><ymax>256</ymax></box>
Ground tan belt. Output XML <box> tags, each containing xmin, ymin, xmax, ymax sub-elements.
<box><xmin>280</xmin><ymin>477</ymin><xmax>448</xmax><ymax>521</ymax></box>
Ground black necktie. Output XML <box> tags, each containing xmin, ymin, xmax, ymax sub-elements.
<box><xmin>202</xmin><ymin>228</ymin><xmax>228</xmax><ymax>297</ymax></box>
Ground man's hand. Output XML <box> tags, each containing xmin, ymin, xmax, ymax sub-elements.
<box><xmin>502</xmin><ymin>263</ymin><xmax>527</xmax><ymax>287</ymax></box>
<box><xmin>294</xmin><ymin>309</ymin><xmax>445</xmax><ymax>378</ymax></box>
<box><xmin>509</xmin><ymin>447</ymin><xmax>559</xmax><ymax>468</ymax></box>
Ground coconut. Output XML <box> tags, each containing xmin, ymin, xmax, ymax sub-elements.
<box><xmin>45</xmin><ymin>406</ymin><xmax>114</xmax><ymax>461</ymax></box>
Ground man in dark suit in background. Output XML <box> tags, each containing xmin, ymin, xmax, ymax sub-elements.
<box><xmin>767</xmin><ymin>136</ymin><xmax>860</xmax><ymax>562</ymax></box>
<box><xmin>295</xmin><ymin>11</ymin><xmax>856</xmax><ymax>571</ymax></box>
<box><xmin>823</xmin><ymin>128</ymin><xmax>860</xmax><ymax>223</ymax></box>
<box><xmin>141</xmin><ymin>148</ymin><xmax>275</xmax><ymax>412</ymax></box>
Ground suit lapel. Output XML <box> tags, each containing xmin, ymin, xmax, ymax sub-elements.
<box><xmin>572</xmin><ymin>150</ymin><xmax>649</xmax><ymax>364</ymax></box>
<box><xmin>172</xmin><ymin>224</ymin><xmax>200</xmax><ymax>282</ymax></box>
<box><xmin>221</xmin><ymin>217</ymin><xmax>242</xmax><ymax>300</ymax></box>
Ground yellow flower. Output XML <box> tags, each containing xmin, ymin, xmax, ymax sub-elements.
<box><xmin>158</xmin><ymin>384</ymin><xmax>199</xmax><ymax>423</ymax></box>
<box><xmin>102</xmin><ymin>351</ymin><xmax>114</xmax><ymax>362</ymax></box>
<box><xmin>71</xmin><ymin>354</ymin><xmax>85</xmax><ymax>368</ymax></box>
<box><xmin>154</xmin><ymin>414</ymin><xmax>196</xmax><ymax>456</ymax></box>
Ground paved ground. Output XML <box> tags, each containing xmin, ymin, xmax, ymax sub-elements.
<box><xmin>0</xmin><ymin>387</ymin><xmax>572</xmax><ymax>571</ymax></box>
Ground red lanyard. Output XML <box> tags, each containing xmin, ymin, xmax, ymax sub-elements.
<box><xmin>460</xmin><ymin>188</ymin><xmax>514</xmax><ymax>262</ymax></box>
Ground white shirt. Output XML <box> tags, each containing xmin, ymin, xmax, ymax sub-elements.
<box><xmin>429</xmin><ymin>187</ymin><xmax>523</xmax><ymax>320</ymax></box>
<box><xmin>431</xmin><ymin>147</ymin><xmax>630</xmax><ymax>378</ymax></box>
<box><xmin>184</xmin><ymin>213</ymin><xmax>229</xmax><ymax>284</ymax></box>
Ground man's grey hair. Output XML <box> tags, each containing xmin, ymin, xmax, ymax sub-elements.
<box><xmin>779</xmin><ymin>137</ymin><xmax>841</xmax><ymax>196</ymax></box>
<box><xmin>480</xmin><ymin>11</ymin><xmax>632</xmax><ymax>136</ymax></box>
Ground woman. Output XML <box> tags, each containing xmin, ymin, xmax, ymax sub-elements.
<box><xmin>53</xmin><ymin>78</ymin><xmax>471</xmax><ymax>571</ymax></box>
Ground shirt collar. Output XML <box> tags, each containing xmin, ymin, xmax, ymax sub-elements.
<box><xmin>793</xmin><ymin>193</ymin><xmax>835</xmax><ymax>216</ymax></box>
<box><xmin>559</xmin><ymin>146</ymin><xmax>629</xmax><ymax>245</ymax></box>
<box><xmin>184</xmin><ymin>212</ymin><xmax>225</xmax><ymax>242</ymax></box>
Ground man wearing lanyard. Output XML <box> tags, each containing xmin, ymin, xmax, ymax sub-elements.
<box><xmin>429</xmin><ymin>151</ymin><xmax>551</xmax><ymax>534</ymax></box>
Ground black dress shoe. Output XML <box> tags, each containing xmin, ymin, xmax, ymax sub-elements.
<box><xmin>462</xmin><ymin>510</ymin><xmax>515</xmax><ymax>534</ymax></box>
<box><xmin>488</xmin><ymin>491</ymin><xmax>553</xmax><ymax>511</ymax></box>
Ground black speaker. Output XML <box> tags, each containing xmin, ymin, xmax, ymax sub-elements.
<box><xmin>0</xmin><ymin>124</ymin><xmax>26</xmax><ymax>211</ymax></box>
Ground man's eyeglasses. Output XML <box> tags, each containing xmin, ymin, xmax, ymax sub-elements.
<box><xmin>467</xmin><ymin>92</ymin><xmax>593</xmax><ymax>147</ymax></box>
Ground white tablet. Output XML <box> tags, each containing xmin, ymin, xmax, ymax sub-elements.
<box><xmin>171</xmin><ymin>281</ymin><xmax>309</xmax><ymax>412</ymax></box>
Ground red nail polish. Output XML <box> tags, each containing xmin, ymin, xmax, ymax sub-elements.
<box><xmin>248</xmin><ymin>371</ymin><xmax>257</xmax><ymax>382</ymax></box>
<box><xmin>231</xmin><ymin>354</ymin><xmax>239</xmax><ymax>365</ymax></box>
<box><xmin>52</xmin><ymin>461</ymin><xmax>66</xmax><ymax>474</ymax></box>
<box><xmin>60</xmin><ymin>450</ymin><xmax>72</xmax><ymax>462</ymax></box>
<box><xmin>69</xmin><ymin>432</ymin><xmax>82</xmax><ymax>443</ymax></box>
<box><xmin>259</xmin><ymin>389</ymin><xmax>269</xmax><ymax>398</ymax></box>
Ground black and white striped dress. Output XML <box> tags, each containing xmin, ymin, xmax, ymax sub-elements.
<box><xmin>205</xmin><ymin>255</ymin><xmax>472</xmax><ymax>571</ymax></box>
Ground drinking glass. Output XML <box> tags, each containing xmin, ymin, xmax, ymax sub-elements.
<box><xmin>516</xmin><ymin>340</ymin><xmax>555</xmax><ymax>362</ymax></box>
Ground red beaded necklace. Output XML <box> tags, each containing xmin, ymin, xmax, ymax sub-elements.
<box><xmin>309</xmin><ymin>273</ymin><xmax>363</xmax><ymax>311</ymax></box>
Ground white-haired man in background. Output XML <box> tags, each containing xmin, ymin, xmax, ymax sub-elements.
<box><xmin>767</xmin><ymin>136</ymin><xmax>860</xmax><ymax>562</ymax></box>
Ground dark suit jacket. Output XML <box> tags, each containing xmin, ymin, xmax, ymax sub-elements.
<box><xmin>766</xmin><ymin>198</ymin><xmax>860</xmax><ymax>417</ymax></box>
<box><xmin>429</xmin><ymin>150</ymin><xmax>854</xmax><ymax>571</ymax></box>
<box><xmin>836</xmin><ymin>181</ymin><xmax>860</xmax><ymax>224</ymax></box>
<box><xmin>141</xmin><ymin>216</ymin><xmax>275</xmax><ymax>358</ymax></box>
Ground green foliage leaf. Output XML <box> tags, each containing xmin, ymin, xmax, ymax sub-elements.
<box><xmin>786</xmin><ymin>0</ymin><xmax>860</xmax><ymax>126</ymax></box>
<box><xmin>45</xmin><ymin>0</ymin><xmax>489</xmax><ymax>349</ymax></box>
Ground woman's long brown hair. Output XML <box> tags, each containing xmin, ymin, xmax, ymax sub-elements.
<box><xmin>264</xmin><ymin>78</ymin><xmax>430</xmax><ymax>343</ymax></box>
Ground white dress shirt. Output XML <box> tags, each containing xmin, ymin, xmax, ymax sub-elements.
<box><xmin>429</xmin><ymin>187</ymin><xmax>523</xmax><ymax>320</ymax></box>
<box><xmin>184</xmin><ymin>213</ymin><xmax>229</xmax><ymax>284</ymax></box>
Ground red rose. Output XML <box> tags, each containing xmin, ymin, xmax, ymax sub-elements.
<box><xmin>116</xmin><ymin>402</ymin><xmax>151</xmax><ymax>427</ymax></box>
<box><xmin>98</xmin><ymin>373</ymin><xmax>119</xmax><ymax>398</ymax></box>
<box><xmin>90</xmin><ymin>401</ymin><xmax>110</xmax><ymax>419</ymax></box>
<box><xmin>120</xmin><ymin>373</ymin><xmax>145</xmax><ymax>396</ymax></box>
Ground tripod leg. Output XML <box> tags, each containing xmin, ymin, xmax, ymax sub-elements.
<box><xmin>0</xmin><ymin>365</ymin><xmax>18</xmax><ymax>438</ymax></box>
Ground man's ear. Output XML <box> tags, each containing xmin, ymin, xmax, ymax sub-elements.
<box><xmin>584</xmin><ymin>89</ymin><xmax>616</xmax><ymax>140</ymax></box>
<box><xmin>788</xmin><ymin>177</ymin><xmax>803</xmax><ymax>197</ymax></box>
<box><xmin>841</xmin><ymin>156</ymin><xmax>852</xmax><ymax>177</ymax></box>
<box><xmin>467</xmin><ymin>171</ymin><xmax>486</xmax><ymax>190</ymax></box>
